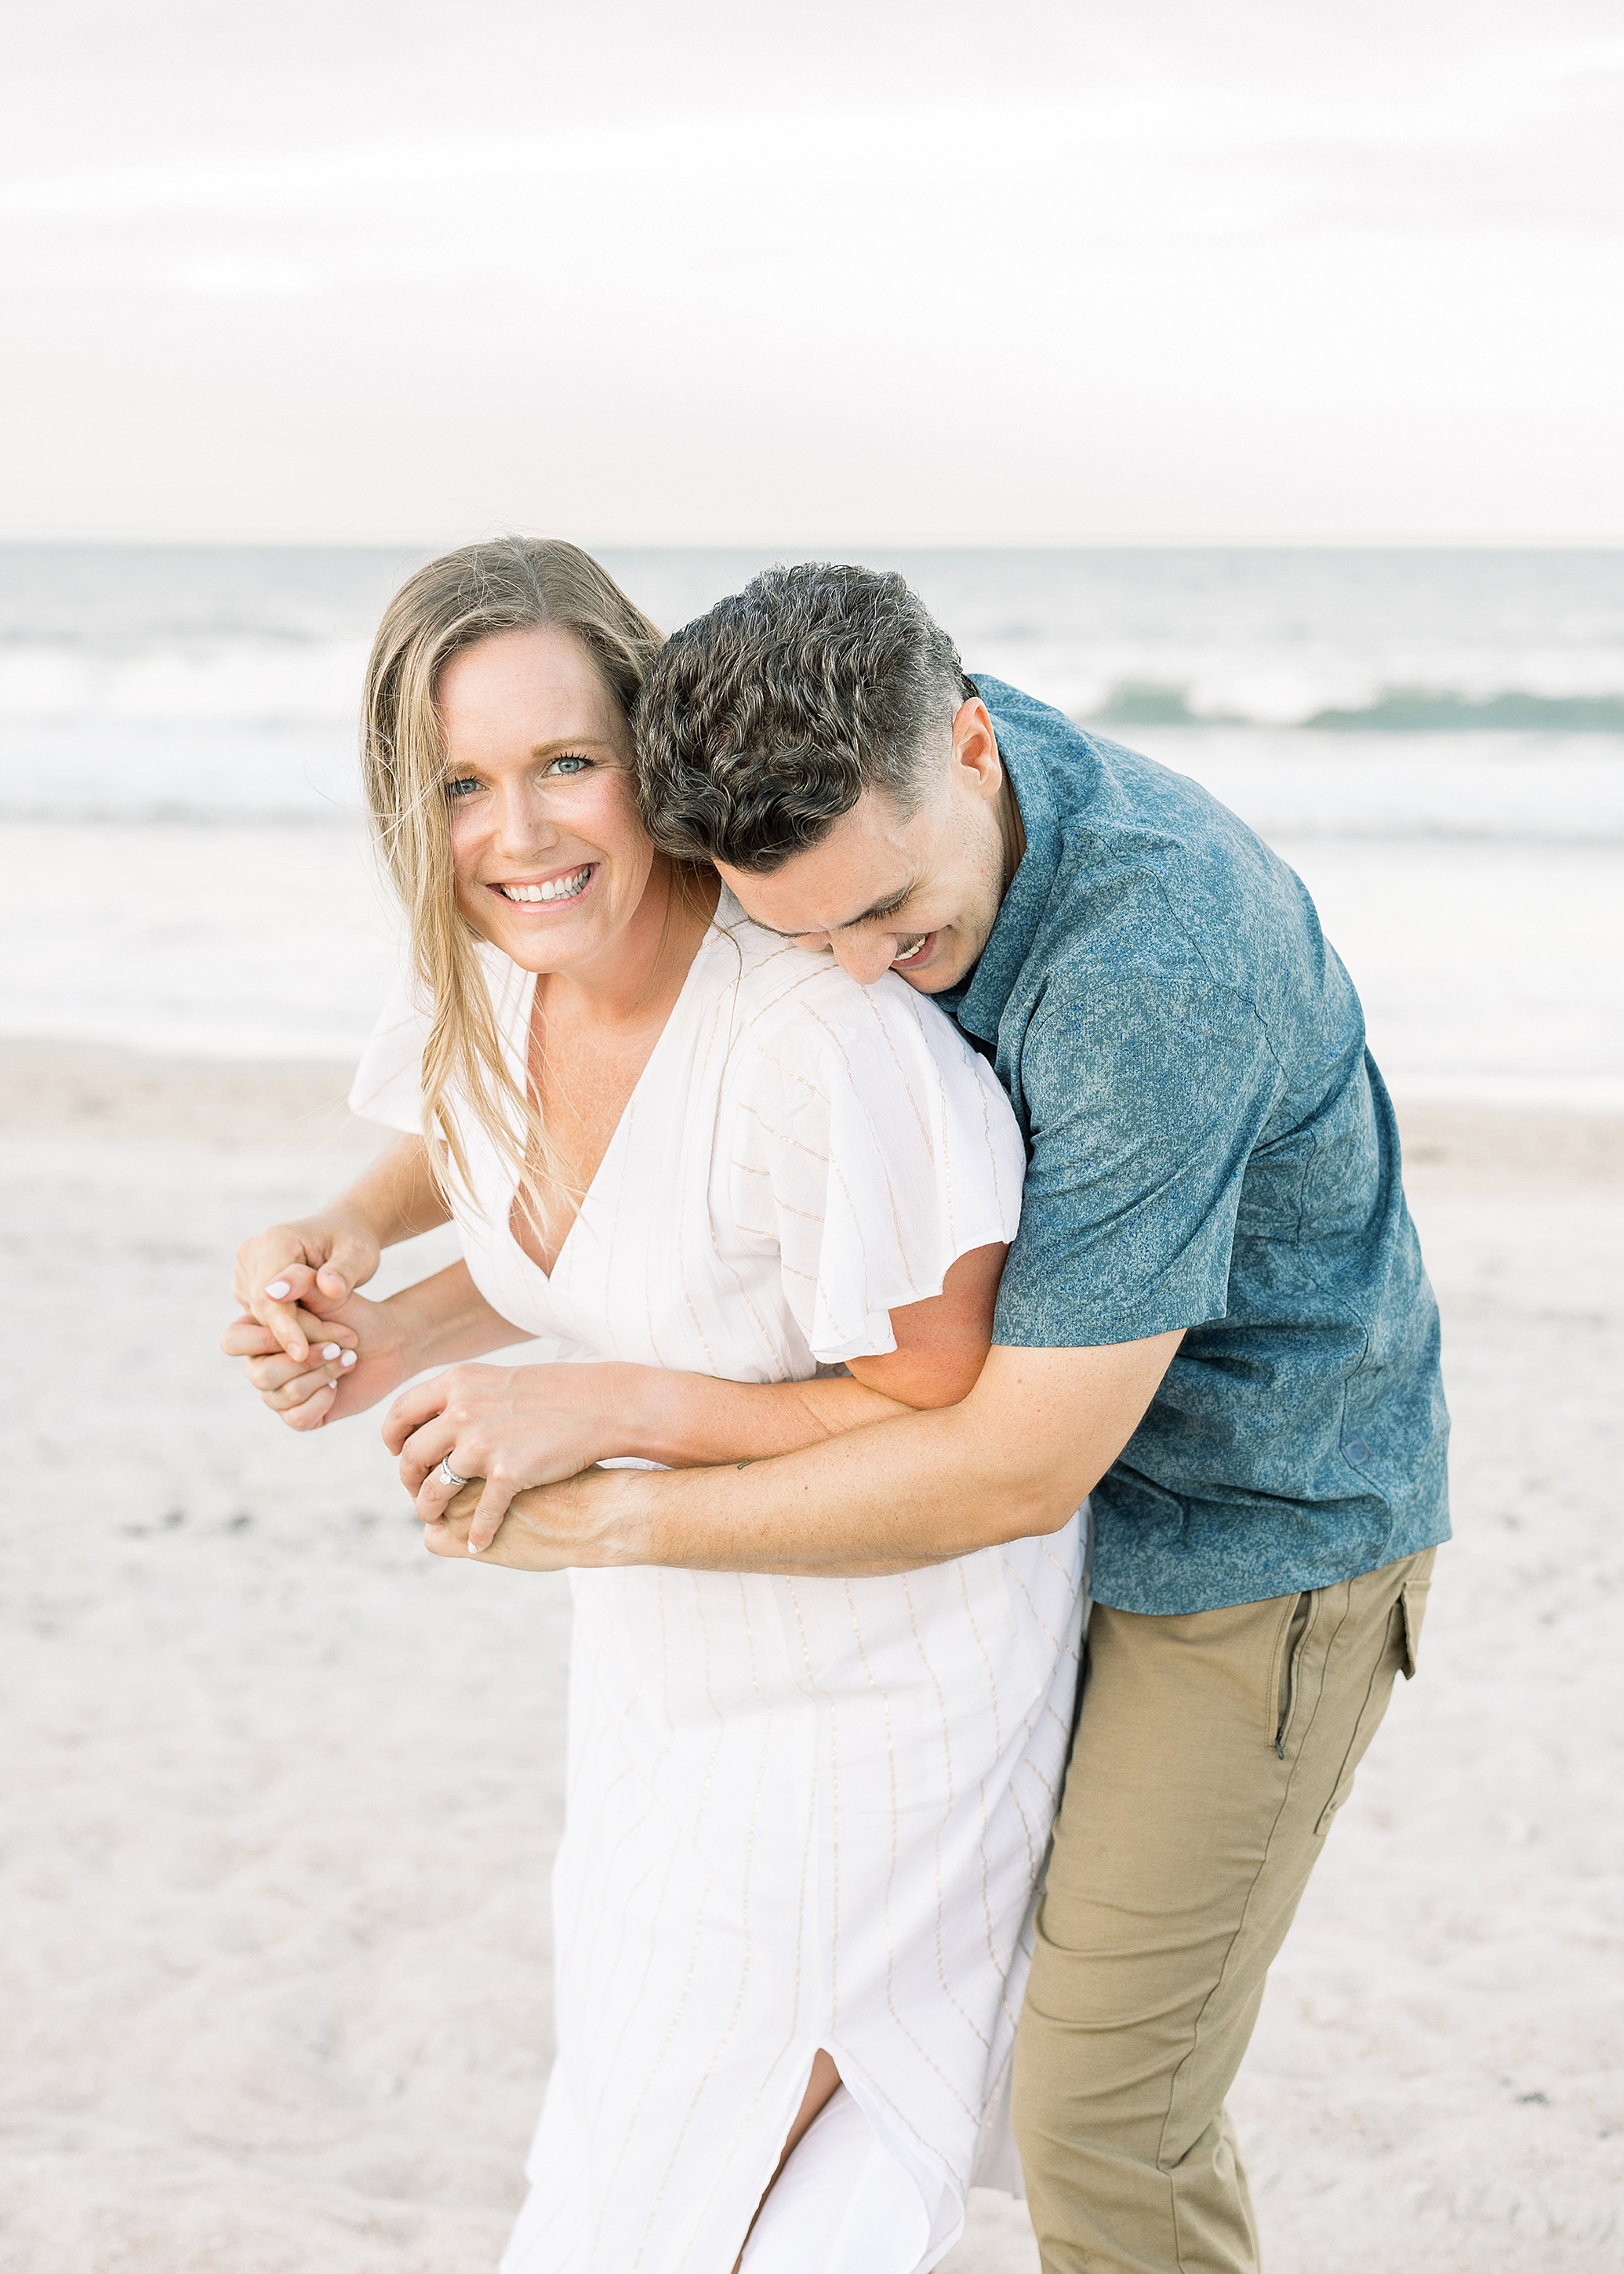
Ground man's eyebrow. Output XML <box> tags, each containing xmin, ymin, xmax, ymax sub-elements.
<box><xmin>751</xmin><ymin>885</ymin><xmax>917</xmax><ymax>940</ymax></box>
<box><xmin>853</xmin><ymin>886</ymin><xmax>917</xmax><ymax>923</ymax></box>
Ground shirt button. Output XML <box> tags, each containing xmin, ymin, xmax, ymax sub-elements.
<box><xmin>1346</xmin><ymin>1437</ymin><xmax>1371</xmax><ymax>1466</ymax></box>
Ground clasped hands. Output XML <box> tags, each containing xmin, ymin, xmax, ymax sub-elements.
<box><xmin>221</xmin><ymin>1237</ymin><xmax>636</xmax><ymax>1563</ymax></box>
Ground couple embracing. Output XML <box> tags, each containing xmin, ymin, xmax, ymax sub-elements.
<box><xmin>226</xmin><ymin>541</ymin><xmax>1448</xmax><ymax>2274</ymax></box>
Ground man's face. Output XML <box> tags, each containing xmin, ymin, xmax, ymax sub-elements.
<box><xmin>714</xmin><ymin>698</ymin><xmax>1012</xmax><ymax>992</ymax></box>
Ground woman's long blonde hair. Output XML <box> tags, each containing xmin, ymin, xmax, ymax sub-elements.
<box><xmin>360</xmin><ymin>536</ymin><xmax>666</xmax><ymax>1220</ymax></box>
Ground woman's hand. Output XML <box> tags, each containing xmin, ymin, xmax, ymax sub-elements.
<box><xmin>221</xmin><ymin>1287</ymin><xmax>414</xmax><ymax>1432</ymax></box>
<box><xmin>385</xmin><ymin>1361</ymin><xmax>646</xmax><ymax>1552</ymax></box>
<box><xmin>231</xmin><ymin>1134</ymin><xmax>447</xmax><ymax>1365</ymax></box>
<box><xmin>234</xmin><ymin>1215</ymin><xmax>383</xmax><ymax>1364</ymax></box>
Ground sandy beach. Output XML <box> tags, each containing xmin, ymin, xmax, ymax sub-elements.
<box><xmin>2</xmin><ymin>1042</ymin><xmax>1620</xmax><ymax>2274</ymax></box>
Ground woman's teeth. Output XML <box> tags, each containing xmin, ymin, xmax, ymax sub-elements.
<box><xmin>892</xmin><ymin>935</ymin><xmax>928</xmax><ymax>964</ymax></box>
<box><xmin>500</xmin><ymin>866</ymin><xmax>592</xmax><ymax>904</ymax></box>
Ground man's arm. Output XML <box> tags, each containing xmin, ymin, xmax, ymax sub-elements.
<box><xmin>393</xmin><ymin>1244</ymin><xmax>1012</xmax><ymax>1550</ymax></box>
<box><xmin>394</xmin><ymin>1241</ymin><xmax>1005</xmax><ymax>1477</ymax></box>
<box><xmin>428</xmin><ymin>1331</ymin><xmax>1183</xmax><ymax>1576</ymax></box>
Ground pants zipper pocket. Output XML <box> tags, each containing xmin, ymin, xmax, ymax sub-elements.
<box><xmin>1275</xmin><ymin>1591</ymin><xmax>1313</xmax><ymax>1758</ymax></box>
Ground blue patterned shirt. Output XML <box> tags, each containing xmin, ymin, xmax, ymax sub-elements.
<box><xmin>943</xmin><ymin>678</ymin><xmax>1450</xmax><ymax>1615</ymax></box>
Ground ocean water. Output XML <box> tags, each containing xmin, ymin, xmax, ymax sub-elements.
<box><xmin>2</xmin><ymin>545</ymin><xmax>1620</xmax><ymax>1103</ymax></box>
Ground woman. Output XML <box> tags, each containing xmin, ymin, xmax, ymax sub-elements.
<box><xmin>223</xmin><ymin>539</ymin><xmax>1083</xmax><ymax>2273</ymax></box>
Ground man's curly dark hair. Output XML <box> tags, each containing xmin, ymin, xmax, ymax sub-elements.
<box><xmin>632</xmin><ymin>562</ymin><xmax>974</xmax><ymax>874</ymax></box>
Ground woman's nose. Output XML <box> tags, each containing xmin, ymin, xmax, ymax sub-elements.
<box><xmin>492</xmin><ymin>784</ymin><xmax>557</xmax><ymax>855</ymax></box>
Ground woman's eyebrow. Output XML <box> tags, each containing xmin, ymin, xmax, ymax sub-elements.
<box><xmin>525</xmin><ymin>734</ymin><xmax>619</xmax><ymax>757</ymax></box>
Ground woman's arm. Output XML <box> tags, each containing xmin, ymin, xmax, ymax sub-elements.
<box><xmin>437</xmin><ymin>1332</ymin><xmax>1183</xmax><ymax>1578</ymax></box>
<box><xmin>386</xmin><ymin>1243</ymin><xmax>1007</xmax><ymax>1551</ymax></box>
<box><xmin>617</xmin><ymin>1236</ymin><xmax>1006</xmax><ymax>1457</ymax></box>
<box><xmin>234</xmin><ymin>1134</ymin><xmax>449</xmax><ymax>1363</ymax></box>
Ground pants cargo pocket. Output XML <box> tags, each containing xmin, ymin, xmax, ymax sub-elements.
<box><xmin>1313</xmin><ymin>1613</ymin><xmax>1401</xmax><ymax>1836</ymax></box>
<box><xmin>1312</xmin><ymin>1549</ymin><xmax>1436</xmax><ymax>1836</ymax></box>
<box><xmin>1399</xmin><ymin>1571</ymin><xmax>1432</xmax><ymax>1681</ymax></box>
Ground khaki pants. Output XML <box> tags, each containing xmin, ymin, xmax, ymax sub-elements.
<box><xmin>1012</xmin><ymin>1547</ymin><xmax>1436</xmax><ymax>2274</ymax></box>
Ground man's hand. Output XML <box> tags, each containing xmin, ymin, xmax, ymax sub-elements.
<box><xmin>430</xmin><ymin>1334</ymin><xmax>1185</xmax><ymax>1578</ymax></box>
<box><xmin>385</xmin><ymin>1362</ymin><xmax>640</xmax><ymax>1552</ymax></box>
<box><xmin>420</xmin><ymin>1477</ymin><xmax>583</xmax><ymax>1570</ymax></box>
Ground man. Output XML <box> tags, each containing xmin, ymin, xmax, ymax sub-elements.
<box><xmin>465</xmin><ymin>562</ymin><xmax>1449</xmax><ymax>2274</ymax></box>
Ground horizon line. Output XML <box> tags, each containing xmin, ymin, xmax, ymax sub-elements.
<box><xmin>2</xmin><ymin>532</ymin><xmax>1623</xmax><ymax>553</ymax></box>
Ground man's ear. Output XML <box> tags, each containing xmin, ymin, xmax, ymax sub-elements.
<box><xmin>951</xmin><ymin>698</ymin><xmax>1002</xmax><ymax>801</ymax></box>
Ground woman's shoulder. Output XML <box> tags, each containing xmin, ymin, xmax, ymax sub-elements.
<box><xmin>712</xmin><ymin>895</ymin><xmax>1026</xmax><ymax>1273</ymax></box>
<box><xmin>707</xmin><ymin>897</ymin><xmax>1017</xmax><ymax>1168</ymax></box>
<box><xmin>710</xmin><ymin>897</ymin><xmax>977</xmax><ymax>1075</ymax></box>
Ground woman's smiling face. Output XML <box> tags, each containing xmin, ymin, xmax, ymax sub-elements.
<box><xmin>437</xmin><ymin>623</ymin><xmax>655</xmax><ymax>976</ymax></box>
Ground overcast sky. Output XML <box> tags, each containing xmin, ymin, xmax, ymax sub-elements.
<box><xmin>3</xmin><ymin>0</ymin><xmax>1620</xmax><ymax>543</ymax></box>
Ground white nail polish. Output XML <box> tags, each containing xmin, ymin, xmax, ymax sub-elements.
<box><xmin>468</xmin><ymin>1539</ymin><xmax>483</xmax><ymax>1554</ymax></box>
<box><xmin>341</xmin><ymin>1350</ymin><xmax>357</xmax><ymax>1368</ymax></box>
<box><xmin>321</xmin><ymin>1344</ymin><xmax>340</xmax><ymax>1360</ymax></box>
<box><xmin>265</xmin><ymin>1280</ymin><xmax>292</xmax><ymax>1299</ymax></box>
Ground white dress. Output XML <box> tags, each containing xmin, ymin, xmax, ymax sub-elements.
<box><xmin>351</xmin><ymin>890</ymin><xmax>1084</xmax><ymax>2274</ymax></box>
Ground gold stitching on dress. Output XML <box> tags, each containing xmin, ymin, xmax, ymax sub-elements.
<box><xmin>956</xmin><ymin>1561</ymin><xmax>1007</xmax><ymax>1984</ymax></box>
<box><xmin>842</xmin><ymin>1578</ymin><xmax>979</xmax><ymax>2123</ymax></box>
<box><xmin>901</xmin><ymin>1572</ymin><xmax>992</xmax><ymax>2054</ymax></box>
<box><xmin>634</xmin><ymin>1586</ymin><xmax>777</xmax><ymax>2268</ymax></box>
<box><xmin>801</xmin><ymin>1001</ymin><xmax>923</xmax><ymax>1295</ymax></box>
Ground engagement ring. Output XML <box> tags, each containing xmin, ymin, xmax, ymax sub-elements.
<box><xmin>438</xmin><ymin>1457</ymin><xmax>469</xmax><ymax>1490</ymax></box>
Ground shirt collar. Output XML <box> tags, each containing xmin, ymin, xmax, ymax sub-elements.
<box><xmin>944</xmin><ymin>676</ymin><xmax>1063</xmax><ymax>1044</ymax></box>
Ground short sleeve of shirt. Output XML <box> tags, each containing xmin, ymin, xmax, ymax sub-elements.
<box><xmin>729</xmin><ymin>975</ymin><xmax>1026</xmax><ymax>1366</ymax></box>
<box><xmin>993</xmin><ymin>929</ymin><xmax>1283</xmax><ymax>1349</ymax></box>
<box><xmin>347</xmin><ymin>968</ymin><xmax>431</xmax><ymax>1133</ymax></box>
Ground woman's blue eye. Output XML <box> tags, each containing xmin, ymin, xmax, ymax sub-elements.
<box><xmin>548</xmin><ymin>754</ymin><xmax>590</xmax><ymax>776</ymax></box>
<box><xmin>445</xmin><ymin>776</ymin><xmax>483</xmax><ymax>799</ymax></box>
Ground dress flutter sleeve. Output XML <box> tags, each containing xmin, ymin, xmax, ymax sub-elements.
<box><xmin>347</xmin><ymin>968</ymin><xmax>431</xmax><ymax>1133</ymax></box>
<box><xmin>728</xmin><ymin>975</ymin><xmax>1026</xmax><ymax>1365</ymax></box>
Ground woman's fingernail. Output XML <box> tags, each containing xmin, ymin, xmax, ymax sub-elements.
<box><xmin>265</xmin><ymin>1280</ymin><xmax>292</xmax><ymax>1299</ymax></box>
<box><xmin>321</xmin><ymin>1343</ymin><xmax>340</xmax><ymax>1360</ymax></box>
<box><xmin>468</xmin><ymin>1538</ymin><xmax>484</xmax><ymax>1555</ymax></box>
<box><xmin>341</xmin><ymin>1350</ymin><xmax>357</xmax><ymax>1368</ymax></box>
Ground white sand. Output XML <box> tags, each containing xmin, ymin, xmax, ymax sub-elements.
<box><xmin>2</xmin><ymin>1048</ymin><xmax>1620</xmax><ymax>2273</ymax></box>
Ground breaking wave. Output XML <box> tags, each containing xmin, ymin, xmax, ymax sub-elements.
<box><xmin>1085</xmin><ymin>682</ymin><xmax>1624</xmax><ymax>734</ymax></box>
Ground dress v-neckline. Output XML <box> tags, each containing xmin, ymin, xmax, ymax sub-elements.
<box><xmin>501</xmin><ymin>904</ymin><xmax>730</xmax><ymax>1286</ymax></box>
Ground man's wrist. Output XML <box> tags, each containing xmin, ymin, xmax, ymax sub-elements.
<box><xmin>572</xmin><ymin>1460</ymin><xmax>665</xmax><ymax>1568</ymax></box>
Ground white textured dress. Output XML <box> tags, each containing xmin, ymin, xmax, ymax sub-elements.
<box><xmin>350</xmin><ymin>890</ymin><xmax>1084</xmax><ymax>2274</ymax></box>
